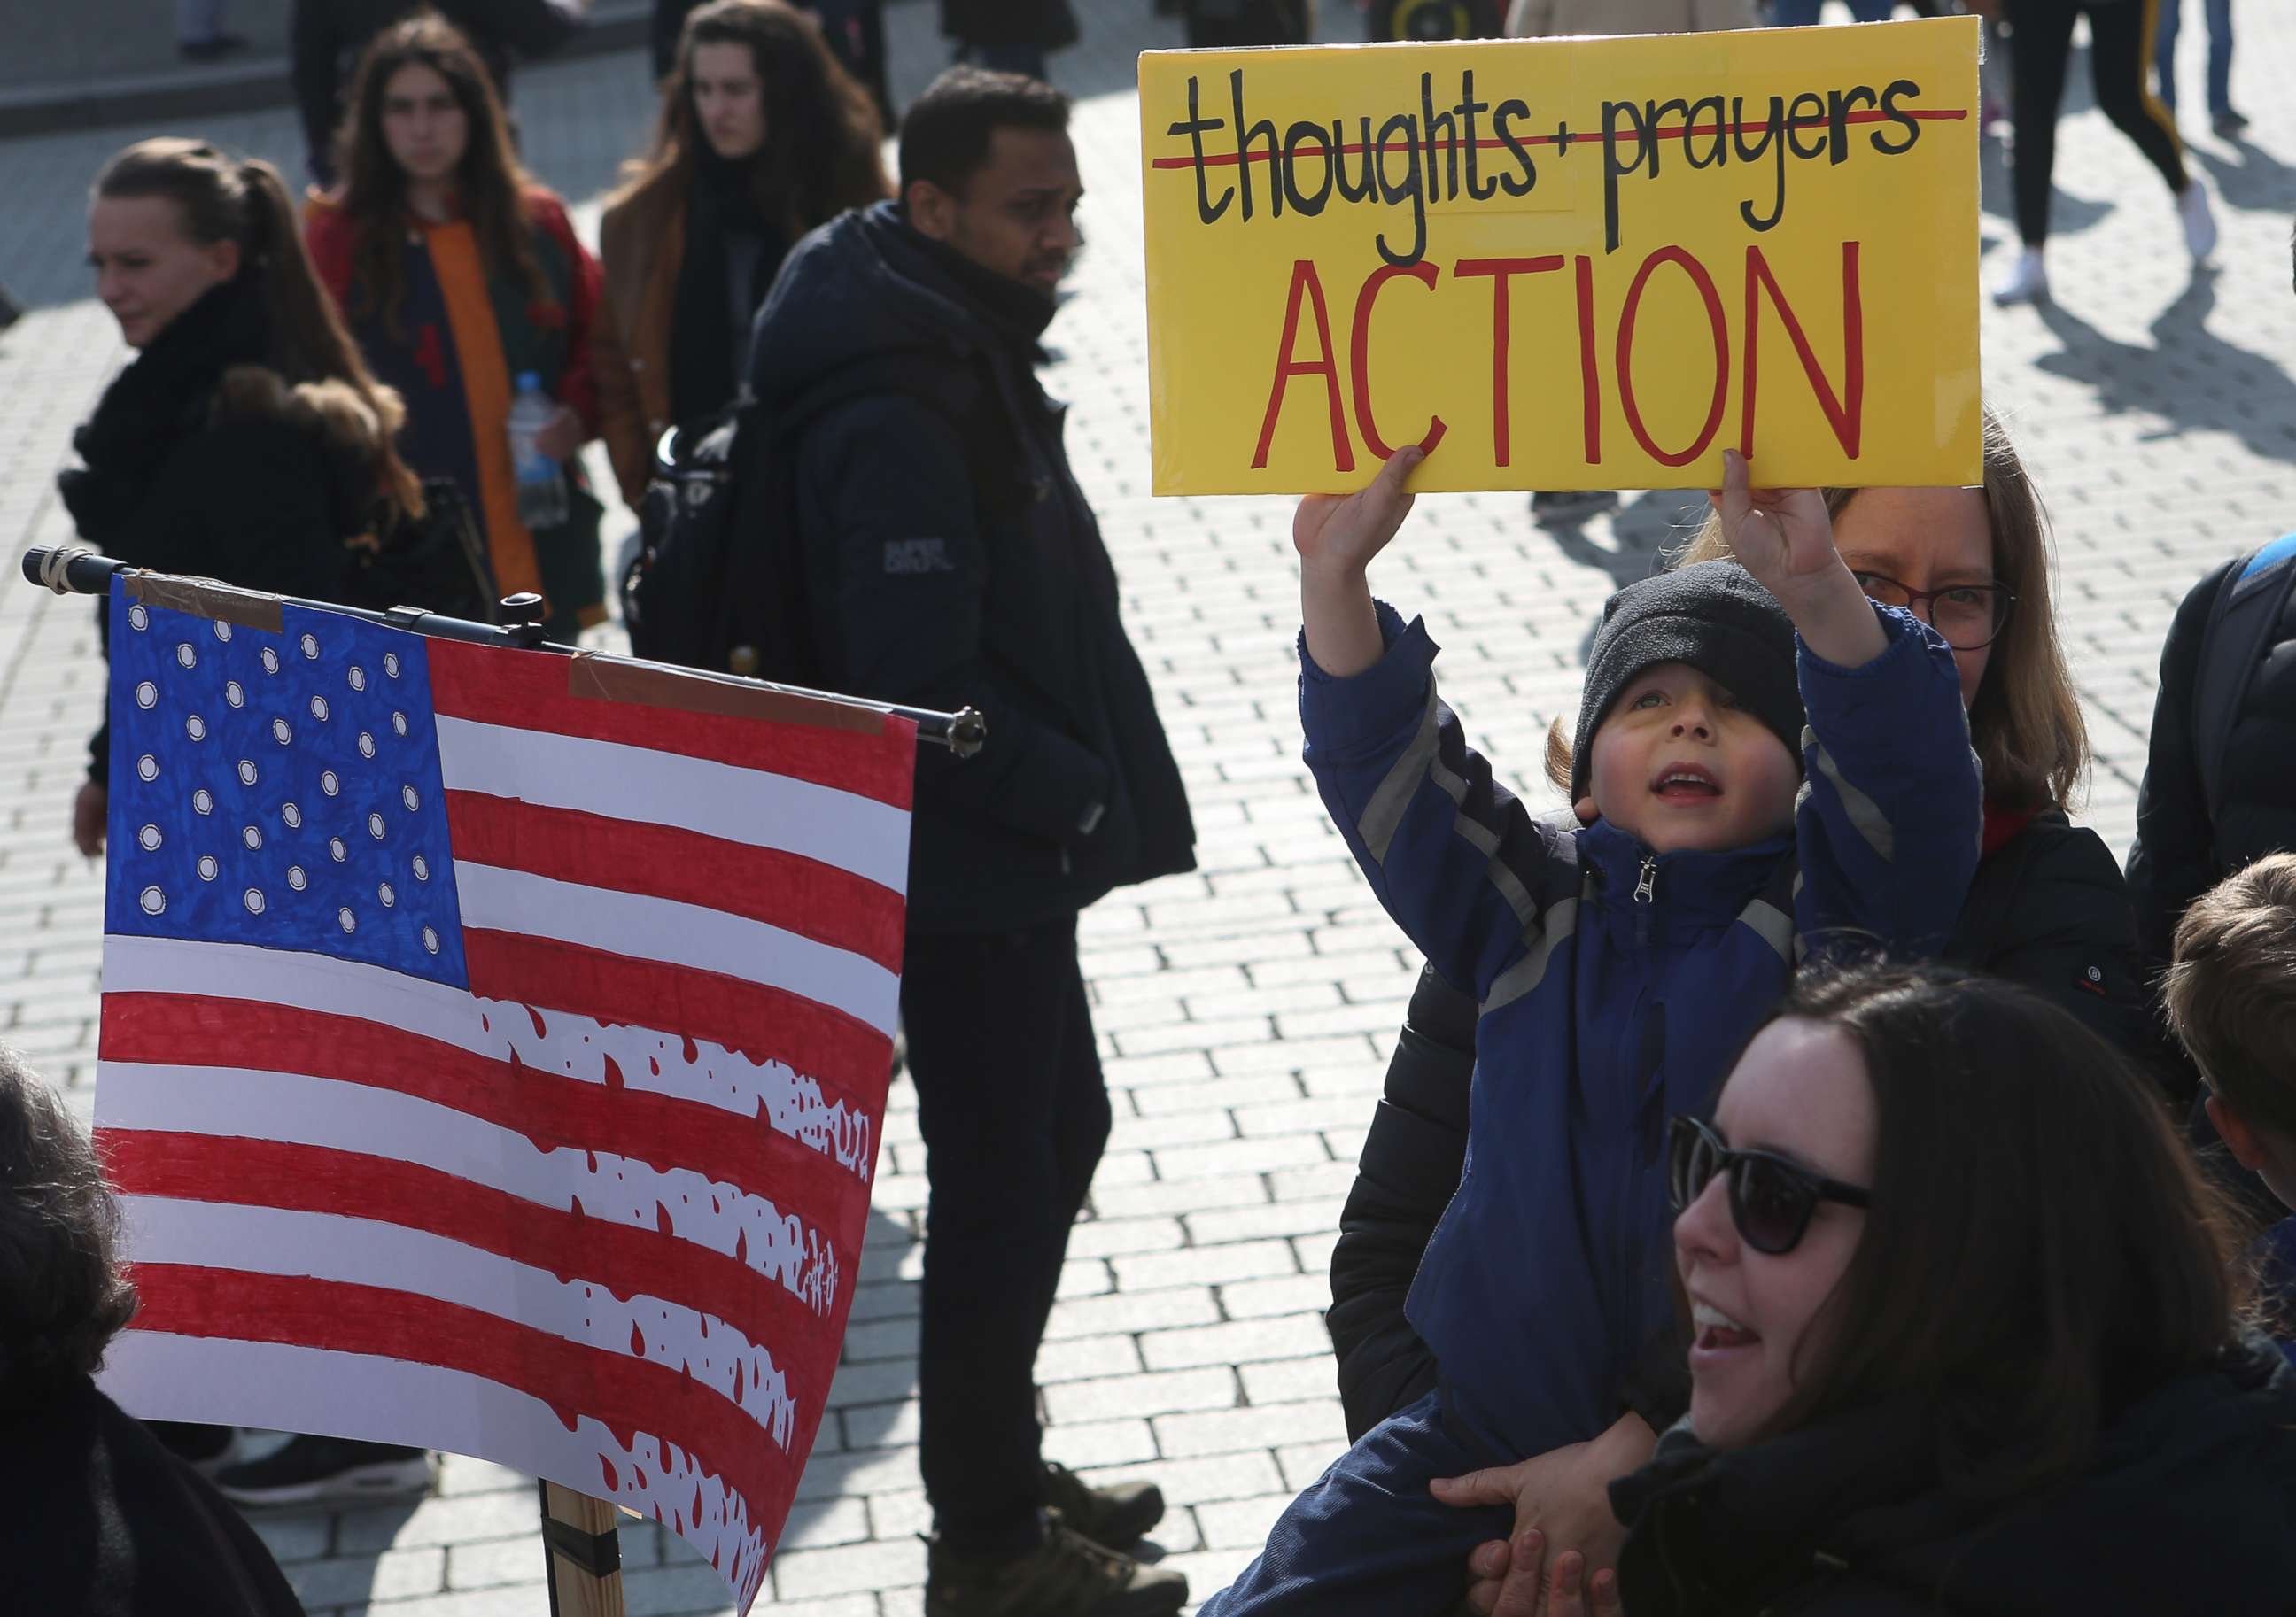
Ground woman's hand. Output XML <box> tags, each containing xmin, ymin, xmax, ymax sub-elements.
<box><xmin>72</xmin><ymin>780</ymin><xmax>106</xmax><ymax>858</ymax></box>
<box><xmin>1295</xmin><ymin>446</ymin><xmax>1424</xmax><ymax>678</ymax></box>
<box><xmin>1435</xmin><ymin>1412</ymin><xmax>1653</xmax><ymax>1617</ymax></box>
<box><xmin>533</xmin><ymin>403</ymin><xmax>585</xmax><ymax>462</ymax></box>
<box><xmin>1709</xmin><ymin>447</ymin><xmax>1884</xmax><ymax>669</ymax></box>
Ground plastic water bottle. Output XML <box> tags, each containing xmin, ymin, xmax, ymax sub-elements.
<box><xmin>507</xmin><ymin>371</ymin><xmax>569</xmax><ymax>531</ymax></box>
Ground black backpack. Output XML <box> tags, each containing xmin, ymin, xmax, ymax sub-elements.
<box><xmin>2191</xmin><ymin>531</ymin><xmax>2296</xmax><ymax>823</ymax></box>
<box><xmin>620</xmin><ymin>399</ymin><xmax>819</xmax><ymax>684</ymax></box>
<box><xmin>624</xmin><ymin>372</ymin><xmax>1033</xmax><ymax>685</ymax></box>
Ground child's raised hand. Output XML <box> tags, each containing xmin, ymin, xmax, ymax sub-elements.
<box><xmin>1295</xmin><ymin>447</ymin><xmax>1425</xmax><ymax>679</ymax></box>
<box><xmin>1709</xmin><ymin>447</ymin><xmax>1887</xmax><ymax>669</ymax></box>
<box><xmin>1710</xmin><ymin>448</ymin><xmax>1836</xmax><ymax>604</ymax></box>
<box><xmin>1295</xmin><ymin>446</ymin><xmax>1423</xmax><ymax>579</ymax></box>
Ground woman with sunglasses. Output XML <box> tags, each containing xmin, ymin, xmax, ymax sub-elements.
<box><xmin>1330</xmin><ymin>409</ymin><xmax>2156</xmax><ymax>1609</ymax></box>
<box><xmin>1526</xmin><ymin>962</ymin><xmax>2296</xmax><ymax>1615</ymax></box>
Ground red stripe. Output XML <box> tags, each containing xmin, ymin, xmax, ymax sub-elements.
<box><xmin>127</xmin><ymin>1263</ymin><xmax>806</xmax><ymax>1549</ymax></box>
<box><xmin>462</xmin><ymin>931</ymin><xmax>893</xmax><ymax>1115</ymax></box>
<box><xmin>427</xmin><ymin>638</ymin><xmax>915</xmax><ymax>809</ymax></box>
<box><xmin>101</xmin><ymin>1131</ymin><xmax>845</xmax><ymax>1418</ymax></box>
<box><xmin>445</xmin><ymin>792</ymin><xmax>905</xmax><ymax>973</ymax></box>
<box><xmin>97</xmin><ymin>995</ymin><xmax>877</xmax><ymax>1257</ymax></box>
<box><xmin>1149</xmin><ymin>106</ymin><xmax>1970</xmax><ymax>167</ymax></box>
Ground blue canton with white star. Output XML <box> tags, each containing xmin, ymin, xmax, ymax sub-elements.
<box><xmin>104</xmin><ymin>594</ymin><xmax>468</xmax><ymax>988</ymax></box>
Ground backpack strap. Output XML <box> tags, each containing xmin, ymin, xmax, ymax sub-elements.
<box><xmin>2193</xmin><ymin>533</ymin><xmax>2296</xmax><ymax>820</ymax></box>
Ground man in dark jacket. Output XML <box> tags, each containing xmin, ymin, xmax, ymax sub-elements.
<box><xmin>292</xmin><ymin>0</ymin><xmax>583</xmax><ymax>185</ymax></box>
<box><xmin>748</xmin><ymin>67</ymin><xmax>1194</xmax><ymax>1617</ymax></box>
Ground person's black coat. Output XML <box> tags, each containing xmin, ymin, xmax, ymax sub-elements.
<box><xmin>60</xmin><ymin>277</ymin><xmax>392</xmax><ymax>788</ymax></box>
<box><xmin>1608</xmin><ymin>1336</ymin><xmax>2296</xmax><ymax>1616</ymax></box>
<box><xmin>1326</xmin><ymin>810</ymin><xmax>2152</xmax><ymax>1441</ymax></box>
<box><xmin>0</xmin><ymin>1374</ymin><xmax>307</xmax><ymax>1617</ymax></box>
<box><xmin>748</xmin><ymin>203</ymin><xmax>1195</xmax><ymax>933</ymax></box>
<box><xmin>291</xmin><ymin>0</ymin><xmax>582</xmax><ymax>185</ymax></box>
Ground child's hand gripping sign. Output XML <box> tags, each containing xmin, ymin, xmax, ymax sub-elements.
<box><xmin>1139</xmin><ymin>17</ymin><xmax>1982</xmax><ymax>494</ymax></box>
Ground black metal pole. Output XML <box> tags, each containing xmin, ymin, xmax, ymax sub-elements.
<box><xmin>22</xmin><ymin>545</ymin><xmax>985</xmax><ymax>757</ymax></box>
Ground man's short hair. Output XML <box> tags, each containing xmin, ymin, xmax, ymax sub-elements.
<box><xmin>897</xmin><ymin>66</ymin><xmax>1070</xmax><ymax>197</ymax></box>
<box><xmin>2164</xmin><ymin>851</ymin><xmax>2296</xmax><ymax>1141</ymax></box>
<box><xmin>0</xmin><ymin>1046</ymin><xmax>136</xmax><ymax>1392</ymax></box>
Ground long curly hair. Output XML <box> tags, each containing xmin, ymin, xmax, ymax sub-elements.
<box><xmin>609</xmin><ymin>0</ymin><xmax>888</xmax><ymax>242</ymax></box>
<box><xmin>332</xmin><ymin>12</ymin><xmax>553</xmax><ymax>343</ymax></box>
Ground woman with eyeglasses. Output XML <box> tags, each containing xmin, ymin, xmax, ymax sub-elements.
<box><xmin>1326</xmin><ymin>409</ymin><xmax>2155</xmax><ymax>1611</ymax></box>
<box><xmin>1540</xmin><ymin>963</ymin><xmax>2296</xmax><ymax>1615</ymax></box>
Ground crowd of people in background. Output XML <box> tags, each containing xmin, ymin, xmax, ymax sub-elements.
<box><xmin>14</xmin><ymin>1</ymin><xmax>2296</xmax><ymax>1614</ymax></box>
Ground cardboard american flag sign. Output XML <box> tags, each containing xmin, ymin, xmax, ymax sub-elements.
<box><xmin>91</xmin><ymin>581</ymin><xmax>913</xmax><ymax>1609</ymax></box>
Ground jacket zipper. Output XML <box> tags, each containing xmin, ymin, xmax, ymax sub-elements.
<box><xmin>1633</xmin><ymin>856</ymin><xmax>1657</xmax><ymax>902</ymax></box>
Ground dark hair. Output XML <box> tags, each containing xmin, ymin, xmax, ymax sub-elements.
<box><xmin>334</xmin><ymin>12</ymin><xmax>551</xmax><ymax>340</ymax></box>
<box><xmin>93</xmin><ymin>137</ymin><xmax>422</xmax><ymax>522</ymax></box>
<box><xmin>2164</xmin><ymin>852</ymin><xmax>2296</xmax><ymax>1141</ymax></box>
<box><xmin>1748</xmin><ymin>964</ymin><xmax>2241</xmax><ymax>1499</ymax></box>
<box><xmin>612</xmin><ymin>0</ymin><xmax>888</xmax><ymax>238</ymax></box>
<box><xmin>897</xmin><ymin>66</ymin><xmax>1069</xmax><ymax>197</ymax></box>
<box><xmin>0</xmin><ymin>1047</ymin><xmax>136</xmax><ymax>1394</ymax></box>
<box><xmin>1671</xmin><ymin>407</ymin><xmax>2088</xmax><ymax>815</ymax></box>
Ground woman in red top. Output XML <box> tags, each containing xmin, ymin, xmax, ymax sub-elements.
<box><xmin>305</xmin><ymin>12</ymin><xmax>605</xmax><ymax>640</ymax></box>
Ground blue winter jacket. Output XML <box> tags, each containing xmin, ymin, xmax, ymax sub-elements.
<box><xmin>1300</xmin><ymin>600</ymin><xmax>1981</xmax><ymax>1464</ymax></box>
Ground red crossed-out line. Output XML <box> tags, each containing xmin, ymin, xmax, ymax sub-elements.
<box><xmin>1150</xmin><ymin>107</ymin><xmax>1968</xmax><ymax>169</ymax></box>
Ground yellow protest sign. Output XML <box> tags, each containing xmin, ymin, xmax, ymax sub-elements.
<box><xmin>1138</xmin><ymin>18</ymin><xmax>1982</xmax><ymax>494</ymax></box>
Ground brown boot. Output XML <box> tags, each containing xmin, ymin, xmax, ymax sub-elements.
<box><xmin>924</xmin><ymin>1520</ymin><xmax>1188</xmax><ymax>1617</ymax></box>
<box><xmin>1042</xmin><ymin>1459</ymin><xmax>1165</xmax><ymax>1551</ymax></box>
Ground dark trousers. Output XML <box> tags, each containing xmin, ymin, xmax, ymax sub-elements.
<box><xmin>1196</xmin><ymin>1390</ymin><xmax>1513</xmax><ymax>1617</ymax></box>
<box><xmin>903</xmin><ymin>915</ymin><xmax>1111</xmax><ymax>1551</ymax></box>
<box><xmin>958</xmin><ymin>40</ymin><xmax>1050</xmax><ymax>80</ymax></box>
<box><xmin>2005</xmin><ymin>0</ymin><xmax>2187</xmax><ymax>246</ymax></box>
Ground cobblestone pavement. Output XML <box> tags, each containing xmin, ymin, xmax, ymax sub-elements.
<box><xmin>3</xmin><ymin>3</ymin><xmax>2294</xmax><ymax>1613</ymax></box>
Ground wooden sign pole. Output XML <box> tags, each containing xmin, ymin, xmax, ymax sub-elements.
<box><xmin>539</xmin><ymin>1481</ymin><xmax>627</xmax><ymax>1617</ymax></box>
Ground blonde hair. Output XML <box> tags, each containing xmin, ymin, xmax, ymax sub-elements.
<box><xmin>1668</xmin><ymin>407</ymin><xmax>2087</xmax><ymax>814</ymax></box>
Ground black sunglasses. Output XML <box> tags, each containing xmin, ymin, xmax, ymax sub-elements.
<box><xmin>1667</xmin><ymin>1115</ymin><xmax>1870</xmax><ymax>1256</ymax></box>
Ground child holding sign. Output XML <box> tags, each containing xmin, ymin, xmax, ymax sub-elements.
<box><xmin>1198</xmin><ymin>449</ymin><xmax>1981</xmax><ymax>1616</ymax></box>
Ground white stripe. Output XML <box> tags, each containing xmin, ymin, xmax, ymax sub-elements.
<box><xmin>454</xmin><ymin>862</ymin><xmax>898</xmax><ymax>1036</ymax></box>
<box><xmin>100</xmin><ymin>938</ymin><xmax>879</xmax><ymax>1180</ymax></box>
<box><xmin>101</xmin><ymin>1335</ymin><xmax>773</xmax><ymax>1608</ymax></box>
<box><xmin>95</xmin><ymin>1062</ymin><xmax>842</xmax><ymax>1316</ymax></box>
<box><xmin>435</xmin><ymin>716</ymin><xmax>910</xmax><ymax>894</ymax></box>
<box><xmin>116</xmin><ymin>1195</ymin><xmax>799</xmax><ymax>1443</ymax></box>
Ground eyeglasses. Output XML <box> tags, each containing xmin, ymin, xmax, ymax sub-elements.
<box><xmin>1667</xmin><ymin>1115</ymin><xmax>1870</xmax><ymax>1256</ymax></box>
<box><xmin>1849</xmin><ymin>571</ymin><xmax>2016</xmax><ymax>652</ymax></box>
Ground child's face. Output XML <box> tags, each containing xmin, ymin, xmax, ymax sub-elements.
<box><xmin>1586</xmin><ymin>662</ymin><xmax>1798</xmax><ymax>854</ymax></box>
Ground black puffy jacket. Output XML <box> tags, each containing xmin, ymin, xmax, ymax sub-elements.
<box><xmin>749</xmin><ymin>203</ymin><xmax>1195</xmax><ymax>934</ymax></box>
<box><xmin>1327</xmin><ymin>809</ymin><xmax>2152</xmax><ymax>1440</ymax></box>
<box><xmin>1609</xmin><ymin>1337</ymin><xmax>2296</xmax><ymax>1617</ymax></box>
<box><xmin>61</xmin><ymin>278</ymin><xmax>389</xmax><ymax>789</ymax></box>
